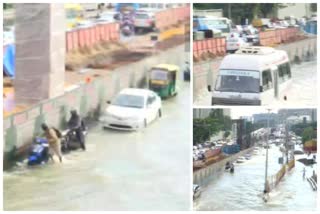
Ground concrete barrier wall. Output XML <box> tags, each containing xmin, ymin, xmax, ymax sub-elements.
<box><xmin>193</xmin><ymin>147</ymin><xmax>254</xmax><ymax>186</ymax></box>
<box><xmin>193</xmin><ymin>37</ymin><xmax>317</xmax><ymax>99</ymax></box>
<box><xmin>3</xmin><ymin>43</ymin><xmax>188</xmax><ymax>169</ymax></box>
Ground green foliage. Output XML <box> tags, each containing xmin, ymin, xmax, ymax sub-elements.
<box><xmin>302</xmin><ymin>126</ymin><xmax>316</xmax><ymax>143</ymax></box>
<box><xmin>310</xmin><ymin>3</ymin><xmax>317</xmax><ymax>12</ymax></box>
<box><xmin>3</xmin><ymin>3</ymin><xmax>13</xmax><ymax>10</ymax></box>
<box><xmin>223</xmin><ymin>131</ymin><xmax>230</xmax><ymax>139</ymax></box>
<box><xmin>193</xmin><ymin>3</ymin><xmax>288</xmax><ymax>24</ymax></box>
<box><xmin>291</xmin><ymin>122</ymin><xmax>317</xmax><ymax>143</ymax></box>
<box><xmin>193</xmin><ymin>112</ymin><xmax>232</xmax><ymax>145</ymax></box>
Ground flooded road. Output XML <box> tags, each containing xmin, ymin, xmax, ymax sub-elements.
<box><xmin>194</xmin><ymin>145</ymin><xmax>317</xmax><ymax>211</ymax></box>
<box><xmin>4</xmin><ymin>82</ymin><xmax>191</xmax><ymax>211</ymax></box>
<box><xmin>194</xmin><ymin>60</ymin><xmax>317</xmax><ymax>106</ymax></box>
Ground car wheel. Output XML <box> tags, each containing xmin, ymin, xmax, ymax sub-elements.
<box><xmin>158</xmin><ymin>109</ymin><xmax>162</xmax><ymax>118</ymax></box>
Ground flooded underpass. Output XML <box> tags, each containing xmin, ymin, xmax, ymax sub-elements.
<box><xmin>194</xmin><ymin>60</ymin><xmax>317</xmax><ymax>106</ymax></box>
<box><xmin>194</xmin><ymin>145</ymin><xmax>317</xmax><ymax>211</ymax></box>
<box><xmin>4</xmin><ymin>81</ymin><xmax>191</xmax><ymax>211</ymax></box>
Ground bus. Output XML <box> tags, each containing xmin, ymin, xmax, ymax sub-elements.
<box><xmin>208</xmin><ymin>46</ymin><xmax>292</xmax><ymax>105</ymax></box>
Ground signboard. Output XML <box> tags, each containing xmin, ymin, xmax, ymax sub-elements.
<box><xmin>220</xmin><ymin>70</ymin><xmax>260</xmax><ymax>79</ymax></box>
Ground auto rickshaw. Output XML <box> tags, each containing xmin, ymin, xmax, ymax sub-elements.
<box><xmin>149</xmin><ymin>64</ymin><xmax>179</xmax><ymax>98</ymax></box>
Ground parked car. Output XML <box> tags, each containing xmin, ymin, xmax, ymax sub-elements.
<box><xmin>226</xmin><ymin>33</ymin><xmax>249</xmax><ymax>53</ymax></box>
<box><xmin>134</xmin><ymin>11</ymin><xmax>156</xmax><ymax>32</ymax></box>
<box><xmin>96</xmin><ymin>11</ymin><xmax>119</xmax><ymax>23</ymax></box>
<box><xmin>102</xmin><ymin>88</ymin><xmax>162</xmax><ymax>130</ymax></box>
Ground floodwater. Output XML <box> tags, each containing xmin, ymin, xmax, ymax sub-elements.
<box><xmin>194</xmin><ymin>60</ymin><xmax>317</xmax><ymax>106</ymax></box>
<box><xmin>194</xmin><ymin>145</ymin><xmax>317</xmax><ymax>211</ymax></box>
<box><xmin>3</xmin><ymin>81</ymin><xmax>191</xmax><ymax>211</ymax></box>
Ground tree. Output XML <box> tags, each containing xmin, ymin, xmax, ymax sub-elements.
<box><xmin>302</xmin><ymin>126</ymin><xmax>316</xmax><ymax>143</ymax></box>
<box><xmin>223</xmin><ymin>131</ymin><xmax>230</xmax><ymax>139</ymax></box>
<box><xmin>310</xmin><ymin>3</ymin><xmax>317</xmax><ymax>12</ymax></box>
<box><xmin>193</xmin><ymin>3</ymin><xmax>288</xmax><ymax>24</ymax></box>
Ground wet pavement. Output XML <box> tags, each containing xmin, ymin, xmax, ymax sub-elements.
<box><xmin>194</xmin><ymin>145</ymin><xmax>317</xmax><ymax>211</ymax></box>
<box><xmin>193</xmin><ymin>60</ymin><xmax>317</xmax><ymax>106</ymax></box>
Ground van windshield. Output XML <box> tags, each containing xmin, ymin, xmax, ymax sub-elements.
<box><xmin>215</xmin><ymin>69</ymin><xmax>260</xmax><ymax>93</ymax></box>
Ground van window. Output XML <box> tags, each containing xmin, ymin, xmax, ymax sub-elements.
<box><xmin>278</xmin><ymin>63</ymin><xmax>291</xmax><ymax>82</ymax></box>
<box><xmin>285</xmin><ymin>63</ymin><xmax>291</xmax><ymax>78</ymax></box>
<box><xmin>262</xmin><ymin>70</ymin><xmax>273</xmax><ymax>91</ymax></box>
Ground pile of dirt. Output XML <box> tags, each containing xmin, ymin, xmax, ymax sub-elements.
<box><xmin>3</xmin><ymin>78</ymin><xmax>13</xmax><ymax>87</ymax></box>
<box><xmin>65</xmin><ymin>41</ymin><xmax>126</xmax><ymax>71</ymax></box>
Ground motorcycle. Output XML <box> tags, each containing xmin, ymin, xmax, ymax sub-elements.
<box><xmin>27</xmin><ymin>137</ymin><xmax>50</xmax><ymax>166</ymax></box>
<box><xmin>61</xmin><ymin>121</ymin><xmax>88</xmax><ymax>153</ymax></box>
<box><xmin>121</xmin><ymin>21</ymin><xmax>134</xmax><ymax>36</ymax></box>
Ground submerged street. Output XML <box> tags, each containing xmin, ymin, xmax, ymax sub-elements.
<box><xmin>194</xmin><ymin>145</ymin><xmax>317</xmax><ymax>211</ymax></box>
<box><xmin>194</xmin><ymin>60</ymin><xmax>317</xmax><ymax>106</ymax></box>
<box><xmin>4</xmin><ymin>82</ymin><xmax>191</xmax><ymax>211</ymax></box>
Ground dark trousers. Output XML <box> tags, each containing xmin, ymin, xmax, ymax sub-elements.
<box><xmin>75</xmin><ymin>128</ymin><xmax>86</xmax><ymax>150</ymax></box>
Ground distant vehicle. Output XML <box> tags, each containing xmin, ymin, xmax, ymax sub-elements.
<box><xmin>102</xmin><ymin>88</ymin><xmax>162</xmax><ymax>130</ymax></box>
<box><xmin>134</xmin><ymin>11</ymin><xmax>156</xmax><ymax>32</ymax></box>
<box><xmin>96</xmin><ymin>11</ymin><xmax>120</xmax><ymax>23</ymax></box>
<box><xmin>242</xmin><ymin>26</ymin><xmax>259</xmax><ymax>45</ymax></box>
<box><xmin>193</xmin><ymin>16</ymin><xmax>222</xmax><ymax>37</ymax></box>
<box><xmin>149</xmin><ymin>64</ymin><xmax>180</xmax><ymax>99</ymax></box>
<box><xmin>226</xmin><ymin>33</ymin><xmax>249</xmax><ymax>53</ymax></box>
<box><xmin>81</xmin><ymin>3</ymin><xmax>99</xmax><ymax>11</ymax></box>
<box><xmin>236</xmin><ymin>156</ymin><xmax>246</xmax><ymax>163</ymax></box>
<box><xmin>244</xmin><ymin>154</ymin><xmax>251</xmax><ymax>160</ymax></box>
<box><xmin>193</xmin><ymin>184</ymin><xmax>201</xmax><ymax>200</ymax></box>
<box><xmin>208</xmin><ymin>46</ymin><xmax>292</xmax><ymax>105</ymax></box>
<box><xmin>75</xmin><ymin>20</ymin><xmax>94</xmax><ymax>28</ymax></box>
<box><xmin>64</xmin><ymin>4</ymin><xmax>85</xmax><ymax>30</ymax></box>
<box><xmin>200</xmin><ymin>16</ymin><xmax>232</xmax><ymax>35</ymax></box>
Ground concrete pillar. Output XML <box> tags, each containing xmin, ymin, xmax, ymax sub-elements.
<box><xmin>15</xmin><ymin>3</ymin><xmax>65</xmax><ymax>105</ymax></box>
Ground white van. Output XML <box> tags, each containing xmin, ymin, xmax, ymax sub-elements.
<box><xmin>208</xmin><ymin>46</ymin><xmax>292</xmax><ymax>105</ymax></box>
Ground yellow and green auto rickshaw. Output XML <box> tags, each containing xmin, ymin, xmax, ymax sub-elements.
<box><xmin>149</xmin><ymin>64</ymin><xmax>180</xmax><ymax>98</ymax></box>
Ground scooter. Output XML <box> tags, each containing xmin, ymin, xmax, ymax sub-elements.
<box><xmin>61</xmin><ymin>121</ymin><xmax>88</xmax><ymax>153</ymax></box>
<box><xmin>121</xmin><ymin>21</ymin><xmax>134</xmax><ymax>36</ymax></box>
<box><xmin>27</xmin><ymin>137</ymin><xmax>51</xmax><ymax>166</ymax></box>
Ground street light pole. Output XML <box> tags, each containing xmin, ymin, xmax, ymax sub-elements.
<box><xmin>264</xmin><ymin>109</ymin><xmax>271</xmax><ymax>194</ymax></box>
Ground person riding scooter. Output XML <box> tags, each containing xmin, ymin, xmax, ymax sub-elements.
<box><xmin>67</xmin><ymin>110</ymin><xmax>86</xmax><ymax>151</ymax></box>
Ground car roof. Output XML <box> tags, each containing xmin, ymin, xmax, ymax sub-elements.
<box><xmin>151</xmin><ymin>64</ymin><xmax>179</xmax><ymax>72</ymax></box>
<box><xmin>119</xmin><ymin>88</ymin><xmax>153</xmax><ymax>97</ymax></box>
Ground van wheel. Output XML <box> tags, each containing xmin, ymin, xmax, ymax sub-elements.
<box><xmin>158</xmin><ymin>109</ymin><xmax>162</xmax><ymax>118</ymax></box>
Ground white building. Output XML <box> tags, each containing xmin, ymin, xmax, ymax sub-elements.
<box><xmin>277</xmin><ymin>3</ymin><xmax>313</xmax><ymax>19</ymax></box>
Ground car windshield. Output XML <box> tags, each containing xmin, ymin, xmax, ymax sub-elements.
<box><xmin>151</xmin><ymin>69</ymin><xmax>168</xmax><ymax>80</ymax></box>
<box><xmin>112</xmin><ymin>94</ymin><xmax>144</xmax><ymax>108</ymax></box>
<box><xmin>215</xmin><ymin>69</ymin><xmax>260</xmax><ymax>93</ymax></box>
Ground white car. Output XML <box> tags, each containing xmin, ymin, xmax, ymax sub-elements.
<box><xmin>102</xmin><ymin>88</ymin><xmax>162</xmax><ymax>130</ymax></box>
<box><xmin>134</xmin><ymin>11</ymin><xmax>156</xmax><ymax>31</ymax></box>
<box><xmin>226</xmin><ymin>33</ymin><xmax>249</xmax><ymax>53</ymax></box>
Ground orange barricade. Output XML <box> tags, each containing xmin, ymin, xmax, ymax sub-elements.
<box><xmin>78</xmin><ymin>28</ymin><xmax>86</xmax><ymax>48</ymax></box>
<box><xmin>66</xmin><ymin>31</ymin><xmax>73</xmax><ymax>52</ymax></box>
<box><xmin>65</xmin><ymin>22</ymin><xmax>120</xmax><ymax>52</ymax></box>
<box><xmin>155</xmin><ymin>6</ymin><xmax>190</xmax><ymax>31</ymax></box>
<box><xmin>193</xmin><ymin>37</ymin><xmax>226</xmax><ymax>60</ymax></box>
